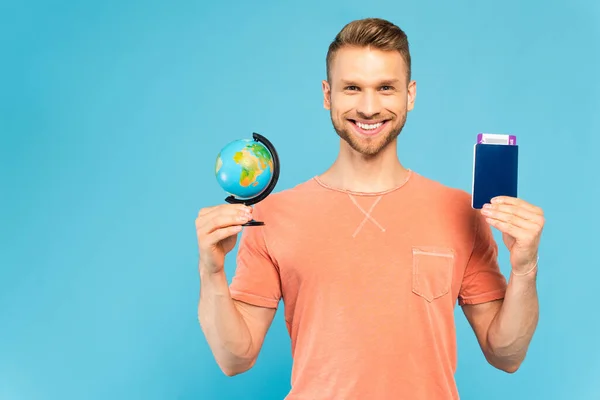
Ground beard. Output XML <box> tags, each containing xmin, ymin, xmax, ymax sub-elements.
<box><xmin>330</xmin><ymin>110</ymin><xmax>407</xmax><ymax>157</ymax></box>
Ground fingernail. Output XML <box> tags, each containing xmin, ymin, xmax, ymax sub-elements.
<box><xmin>483</xmin><ymin>203</ymin><xmax>491</xmax><ymax>208</ymax></box>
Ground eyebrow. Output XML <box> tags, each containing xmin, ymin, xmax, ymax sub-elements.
<box><xmin>340</xmin><ymin>79</ymin><xmax>401</xmax><ymax>86</ymax></box>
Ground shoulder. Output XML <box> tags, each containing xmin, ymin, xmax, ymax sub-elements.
<box><xmin>408</xmin><ymin>171</ymin><xmax>486</xmax><ymax>248</ymax></box>
<box><xmin>409</xmin><ymin>171</ymin><xmax>478</xmax><ymax>221</ymax></box>
<box><xmin>411</xmin><ymin>171</ymin><xmax>471</xmax><ymax>203</ymax></box>
<box><xmin>251</xmin><ymin>177</ymin><xmax>322</xmax><ymax>215</ymax></box>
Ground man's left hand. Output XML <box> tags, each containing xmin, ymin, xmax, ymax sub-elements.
<box><xmin>481</xmin><ymin>196</ymin><xmax>545</xmax><ymax>274</ymax></box>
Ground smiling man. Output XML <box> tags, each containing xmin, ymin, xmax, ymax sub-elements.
<box><xmin>196</xmin><ymin>18</ymin><xmax>543</xmax><ymax>399</ymax></box>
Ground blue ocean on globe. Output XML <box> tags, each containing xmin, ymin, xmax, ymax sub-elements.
<box><xmin>215</xmin><ymin>138</ymin><xmax>274</xmax><ymax>200</ymax></box>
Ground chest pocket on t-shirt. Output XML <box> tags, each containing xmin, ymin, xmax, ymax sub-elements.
<box><xmin>411</xmin><ymin>246</ymin><xmax>455</xmax><ymax>302</ymax></box>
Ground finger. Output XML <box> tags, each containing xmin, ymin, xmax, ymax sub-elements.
<box><xmin>198</xmin><ymin>204</ymin><xmax>250</xmax><ymax>218</ymax></box>
<box><xmin>482</xmin><ymin>208</ymin><xmax>540</xmax><ymax>231</ymax></box>
<box><xmin>198</xmin><ymin>206</ymin><xmax>217</xmax><ymax>217</ymax></box>
<box><xmin>485</xmin><ymin>217</ymin><xmax>532</xmax><ymax>240</ymax></box>
<box><xmin>197</xmin><ymin>211</ymin><xmax>252</xmax><ymax>235</ymax></box>
<box><xmin>196</xmin><ymin>205</ymin><xmax>252</xmax><ymax>230</ymax></box>
<box><xmin>206</xmin><ymin>225</ymin><xmax>243</xmax><ymax>245</ymax></box>
<box><xmin>484</xmin><ymin>214</ymin><xmax>542</xmax><ymax>244</ymax></box>
<box><xmin>490</xmin><ymin>196</ymin><xmax>543</xmax><ymax>215</ymax></box>
<box><xmin>484</xmin><ymin>203</ymin><xmax>545</xmax><ymax>226</ymax></box>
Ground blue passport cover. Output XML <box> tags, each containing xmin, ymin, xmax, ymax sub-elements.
<box><xmin>472</xmin><ymin>144</ymin><xmax>519</xmax><ymax>209</ymax></box>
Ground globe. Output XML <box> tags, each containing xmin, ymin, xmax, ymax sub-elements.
<box><xmin>214</xmin><ymin>132</ymin><xmax>280</xmax><ymax>226</ymax></box>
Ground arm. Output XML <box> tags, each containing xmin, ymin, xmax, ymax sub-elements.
<box><xmin>195</xmin><ymin>204</ymin><xmax>279</xmax><ymax>377</ymax></box>
<box><xmin>198</xmin><ymin>269</ymin><xmax>277</xmax><ymax>376</ymax></box>
<box><xmin>463</xmin><ymin>195</ymin><xmax>543</xmax><ymax>373</ymax></box>
<box><xmin>463</xmin><ymin>265</ymin><xmax>539</xmax><ymax>373</ymax></box>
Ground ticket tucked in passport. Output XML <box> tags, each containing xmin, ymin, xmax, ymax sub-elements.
<box><xmin>476</xmin><ymin>133</ymin><xmax>517</xmax><ymax>145</ymax></box>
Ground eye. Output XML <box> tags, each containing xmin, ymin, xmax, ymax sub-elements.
<box><xmin>344</xmin><ymin>86</ymin><xmax>359</xmax><ymax>91</ymax></box>
<box><xmin>380</xmin><ymin>85</ymin><xmax>393</xmax><ymax>91</ymax></box>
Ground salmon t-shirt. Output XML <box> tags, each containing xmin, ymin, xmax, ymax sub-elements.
<box><xmin>229</xmin><ymin>170</ymin><xmax>507</xmax><ymax>399</ymax></box>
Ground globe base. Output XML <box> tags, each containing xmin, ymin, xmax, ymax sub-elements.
<box><xmin>243</xmin><ymin>219</ymin><xmax>265</xmax><ymax>226</ymax></box>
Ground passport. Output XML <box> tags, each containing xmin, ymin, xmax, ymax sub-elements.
<box><xmin>471</xmin><ymin>143</ymin><xmax>519</xmax><ymax>209</ymax></box>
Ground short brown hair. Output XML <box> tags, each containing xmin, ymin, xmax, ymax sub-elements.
<box><xmin>326</xmin><ymin>18</ymin><xmax>411</xmax><ymax>83</ymax></box>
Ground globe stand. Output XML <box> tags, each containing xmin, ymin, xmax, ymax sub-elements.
<box><xmin>224</xmin><ymin>132</ymin><xmax>280</xmax><ymax>226</ymax></box>
<box><xmin>240</xmin><ymin>219</ymin><xmax>265</xmax><ymax>226</ymax></box>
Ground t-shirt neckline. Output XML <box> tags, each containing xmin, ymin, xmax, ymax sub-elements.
<box><xmin>312</xmin><ymin>169</ymin><xmax>413</xmax><ymax>196</ymax></box>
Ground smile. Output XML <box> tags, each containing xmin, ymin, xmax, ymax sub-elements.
<box><xmin>350</xmin><ymin>119</ymin><xmax>388</xmax><ymax>136</ymax></box>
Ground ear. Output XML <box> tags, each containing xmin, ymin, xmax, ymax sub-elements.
<box><xmin>322</xmin><ymin>80</ymin><xmax>331</xmax><ymax>110</ymax></box>
<box><xmin>406</xmin><ymin>80</ymin><xmax>417</xmax><ymax>112</ymax></box>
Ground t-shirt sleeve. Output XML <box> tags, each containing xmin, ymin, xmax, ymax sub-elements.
<box><xmin>229</xmin><ymin>205</ymin><xmax>282</xmax><ymax>309</ymax></box>
<box><xmin>458</xmin><ymin>210</ymin><xmax>508</xmax><ymax>306</ymax></box>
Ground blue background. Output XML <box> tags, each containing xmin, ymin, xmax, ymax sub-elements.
<box><xmin>1</xmin><ymin>0</ymin><xmax>599</xmax><ymax>399</ymax></box>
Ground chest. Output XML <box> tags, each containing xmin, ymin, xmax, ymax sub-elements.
<box><xmin>265</xmin><ymin>195</ymin><xmax>470</xmax><ymax>303</ymax></box>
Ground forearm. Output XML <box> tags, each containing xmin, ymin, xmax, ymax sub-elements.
<box><xmin>486</xmin><ymin>268</ymin><xmax>539</xmax><ymax>371</ymax></box>
<box><xmin>198</xmin><ymin>268</ymin><xmax>254</xmax><ymax>375</ymax></box>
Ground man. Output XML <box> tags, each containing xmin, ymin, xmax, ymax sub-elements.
<box><xmin>196</xmin><ymin>18</ymin><xmax>543</xmax><ymax>399</ymax></box>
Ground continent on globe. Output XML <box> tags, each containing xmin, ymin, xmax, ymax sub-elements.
<box><xmin>215</xmin><ymin>156</ymin><xmax>223</xmax><ymax>174</ymax></box>
<box><xmin>215</xmin><ymin>138</ymin><xmax>275</xmax><ymax>201</ymax></box>
<box><xmin>233</xmin><ymin>144</ymin><xmax>274</xmax><ymax>188</ymax></box>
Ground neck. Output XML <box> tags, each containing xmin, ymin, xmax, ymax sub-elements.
<box><xmin>318</xmin><ymin>139</ymin><xmax>410</xmax><ymax>193</ymax></box>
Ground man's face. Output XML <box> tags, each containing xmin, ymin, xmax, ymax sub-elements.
<box><xmin>322</xmin><ymin>46</ymin><xmax>416</xmax><ymax>156</ymax></box>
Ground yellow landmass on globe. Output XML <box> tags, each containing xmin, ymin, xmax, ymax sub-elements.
<box><xmin>215</xmin><ymin>156</ymin><xmax>223</xmax><ymax>174</ymax></box>
<box><xmin>248</xmin><ymin>143</ymin><xmax>274</xmax><ymax>173</ymax></box>
<box><xmin>233</xmin><ymin>149</ymin><xmax>264</xmax><ymax>187</ymax></box>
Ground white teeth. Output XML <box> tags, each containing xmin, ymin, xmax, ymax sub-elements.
<box><xmin>356</xmin><ymin>121</ymin><xmax>383</xmax><ymax>130</ymax></box>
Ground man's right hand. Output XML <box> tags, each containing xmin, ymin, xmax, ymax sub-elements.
<box><xmin>196</xmin><ymin>203</ymin><xmax>276</xmax><ymax>377</ymax></box>
<box><xmin>195</xmin><ymin>204</ymin><xmax>254</xmax><ymax>275</ymax></box>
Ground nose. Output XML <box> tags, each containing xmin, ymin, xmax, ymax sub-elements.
<box><xmin>356</xmin><ymin>90</ymin><xmax>381</xmax><ymax>118</ymax></box>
